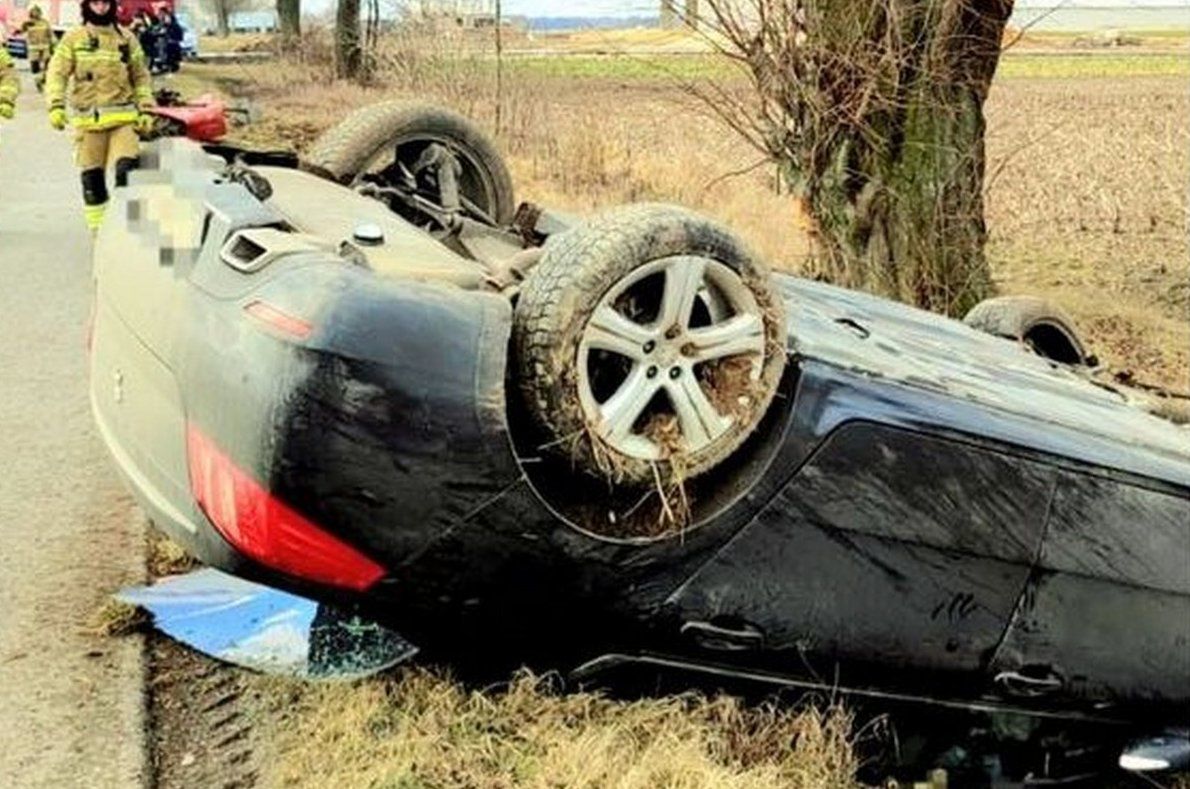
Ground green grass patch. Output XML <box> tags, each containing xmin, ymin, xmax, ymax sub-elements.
<box><xmin>505</xmin><ymin>51</ymin><xmax>1188</xmax><ymax>83</ymax></box>
<box><xmin>997</xmin><ymin>53</ymin><xmax>1190</xmax><ymax>79</ymax></box>
<box><xmin>506</xmin><ymin>53</ymin><xmax>733</xmax><ymax>82</ymax></box>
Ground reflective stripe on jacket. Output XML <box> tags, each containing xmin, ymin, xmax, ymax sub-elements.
<box><xmin>72</xmin><ymin>104</ymin><xmax>140</xmax><ymax>129</ymax></box>
<box><xmin>46</xmin><ymin>24</ymin><xmax>152</xmax><ymax>126</ymax></box>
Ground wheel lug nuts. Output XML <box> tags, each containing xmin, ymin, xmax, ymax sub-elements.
<box><xmin>669</xmin><ymin>367</ymin><xmax>682</xmax><ymax>380</ymax></box>
<box><xmin>647</xmin><ymin>366</ymin><xmax>659</xmax><ymax>379</ymax></box>
<box><xmin>643</xmin><ymin>340</ymin><xmax>656</xmax><ymax>354</ymax></box>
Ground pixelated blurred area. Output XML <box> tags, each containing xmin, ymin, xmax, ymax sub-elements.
<box><xmin>120</xmin><ymin>140</ymin><xmax>214</xmax><ymax>268</ymax></box>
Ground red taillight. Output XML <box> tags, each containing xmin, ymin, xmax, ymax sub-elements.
<box><xmin>186</xmin><ymin>424</ymin><xmax>384</xmax><ymax>591</ymax></box>
<box><xmin>244</xmin><ymin>300</ymin><xmax>313</xmax><ymax>340</ymax></box>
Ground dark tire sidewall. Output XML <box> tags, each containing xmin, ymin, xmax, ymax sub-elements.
<box><xmin>301</xmin><ymin>102</ymin><xmax>516</xmax><ymax>224</ymax></box>
<box><xmin>964</xmin><ymin>296</ymin><xmax>1087</xmax><ymax>365</ymax></box>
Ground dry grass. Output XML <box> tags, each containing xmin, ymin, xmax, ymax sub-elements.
<box><xmin>147</xmin><ymin>529</ymin><xmax>199</xmax><ymax>577</ymax></box>
<box><xmin>197</xmin><ymin>33</ymin><xmax>275</xmax><ymax>54</ymax></box>
<box><xmin>1150</xmin><ymin>395</ymin><xmax>1190</xmax><ymax>426</ymax></box>
<box><xmin>984</xmin><ymin>76</ymin><xmax>1189</xmax><ymax>390</ymax></box>
<box><xmin>261</xmin><ymin>669</ymin><xmax>860</xmax><ymax>789</ymax></box>
<box><xmin>88</xmin><ymin>599</ymin><xmax>149</xmax><ymax>637</ymax></box>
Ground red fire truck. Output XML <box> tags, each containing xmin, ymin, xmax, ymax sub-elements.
<box><xmin>0</xmin><ymin>0</ymin><xmax>79</xmax><ymax>40</ymax></box>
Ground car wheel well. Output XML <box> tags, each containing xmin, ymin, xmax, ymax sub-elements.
<box><xmin>1023</xmin><ymin>323</ymin><xmax>1084</xmax><ymax>367</ymax></box>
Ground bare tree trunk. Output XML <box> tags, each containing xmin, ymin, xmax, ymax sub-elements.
<box><xmin>362</xmin><ymin>0</ymin><xmax>379</xmax><ymax>78</ymax></box>
<box><xmin>336</xmin><ymin>0</ymin><xmax>361</xmax><ymax>80</ymax></box>
<box><xmin>277</xmin><ymin>0</ymin><xmax>301</xmax><ymax>39</ymax></box>
<box><xmin>214</xmin><ymin>3</ymin><xmax>230</xmax><ymax>37</ymax></box>
<box><xmin>702</xmin><ymin>0</ymin><xmax>1012</xmax><ymax>316</ymax></box>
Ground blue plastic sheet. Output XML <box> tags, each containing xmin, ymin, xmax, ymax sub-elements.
<box><xmin>117</xmin><ymin>568</ymin><xmax>417</xmax><ymax>679</ymax></box>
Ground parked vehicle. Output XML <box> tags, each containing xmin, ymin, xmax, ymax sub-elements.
<box><xmin>4</xmin><ymin>33</ymin><xmax>25</xmax><ymax>59</ymax></box>
<box><xmin>114</xmin><ymin>0</ymin><xmax>173</xmax><ymax>27</ymax></box>
<box><xmin>173</xmin><ymin>10</ymin><xmax>197</xmax><ymax>58</ymax></box>
<box><xmin>90</xmin><ymin>102</ymin><xmax>1190</xmax><ymax>785</ymax></box>
<box><xmin>3</xmin><ymin>0</ymin><xmax>188</xmax><ymax>59</ymax></box>
<box><xmin>0</xmin><ymin>0</ymin><xmax>79</xmax><ymax>42</ymax></box>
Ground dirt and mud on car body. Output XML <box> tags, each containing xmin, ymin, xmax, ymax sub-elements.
<box><xmin>90</xmin><ymin>103</ymin><xmax>1190</xmax><ymax>781</ymax></box>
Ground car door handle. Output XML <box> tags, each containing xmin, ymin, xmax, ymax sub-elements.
<box><xmin>994</xmin><ymin>669</ymin><xmax>1064</xmax><ymax>697</ymax></box>
<box><xmin>681</xmin><ymin>620</ymin><xmax>765</xmax><ymax>652</ymax></box>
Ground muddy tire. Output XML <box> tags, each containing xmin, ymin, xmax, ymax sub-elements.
<box><xmin>301</xmin><ymin>101</ymin><xmax>516</xmax><ymax>224</ymax></box>
<box><xmin>964</xmin><ymin>296</ymin><xmax>1090</xmax><ymax>366</ymax></box>
<box><xmin>514</xmin><ymin>204</ymin><xmax>787</xmax><ymax>486</ymax></box>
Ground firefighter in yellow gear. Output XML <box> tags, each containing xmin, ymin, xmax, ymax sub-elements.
<box><xmin>21</xmin><ymin>6</ymin><xmax>55</xmax><ymax>92</ymax></box>
<box><xmin>0</xmin><ymin>45</ymin><xmax>18</xmax><ymax>121</ymax></box>
<box><xmin>46</xmin><ymin>0</ymin><xmax>154</xmax><ymax>231</ymax></box>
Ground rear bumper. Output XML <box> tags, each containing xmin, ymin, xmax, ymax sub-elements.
<box><xmin>90</xmin><ymin>253</ymin><xmax>533</xmax><ymax>610</ymax></box>
<box><xmin>90</xmin><ymin>383</ymin><xmax>250</xmax><ymax>577</ymax></box>
<box><xmin>91</xmin><ymin>387</ymin><xmax>200</xmax><ymax>537</ymax></box>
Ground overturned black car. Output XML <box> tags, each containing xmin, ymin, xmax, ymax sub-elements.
<box><xmin>90</xmin><ymin>102</ymin><xmax>1190</xmax><ymax>782</ymax></box>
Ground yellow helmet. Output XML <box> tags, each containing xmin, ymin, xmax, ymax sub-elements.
<box><xmin>29</xmin><ymin>5</ymin><xmax>43</xmax><ymax>19</ymax></box>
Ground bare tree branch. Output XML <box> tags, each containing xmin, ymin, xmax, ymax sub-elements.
<box><xmin>690</xmin><ymin>0</ymin><xmax>1014</xmax><ymax>315</ymax></box>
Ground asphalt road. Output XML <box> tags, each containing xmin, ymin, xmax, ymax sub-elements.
<box><xmin>0</xmin><ymin>69</ymin><xmax>147</xmax><ymax>786</ymax></box>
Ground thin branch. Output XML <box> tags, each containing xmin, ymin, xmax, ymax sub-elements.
<box><xmin>1001</xmin><ymin>0</ymin><xmax>1075</xmax><ymax>52</ymax></box>
<box><xmin>699</xmin><ymin>156</ymin><xmax>775</xmax><ymax>199</ymax></box>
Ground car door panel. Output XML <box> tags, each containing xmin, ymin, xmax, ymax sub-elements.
<box><xmin>993</xmin><ymin>472</ymin><xmax>1190</xmax><ymax>705</ymax></box>
<box><xmin>670</xmin><ymin>422</ymin><xmax>1054</xmax><ymax>675</ymax></box>
<box><xmin>992</xmin><ymin>573</ymin><xmax>1188</xmax><ymax>705</ymax></box>
<box><xmin>672</xmin><ymin>513</ymin><xmax>1031</xmax><ymax>672</ymax></box>
<box><xmin>1041</xmin><ymin>474</ymin><xmax>1190</xmax><ymax>594</ymax></box>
